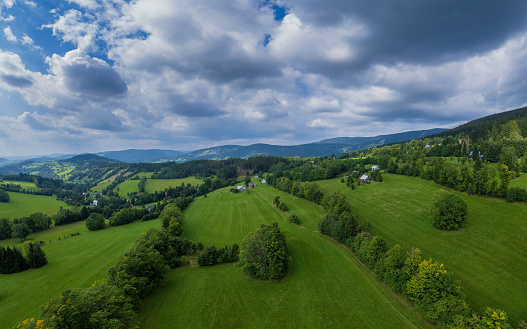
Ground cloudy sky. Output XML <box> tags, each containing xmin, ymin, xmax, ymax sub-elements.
<box><xmin>1</xmin><ymin>0</ymin><xmax>527</xmax><ymax>156</ymax></box>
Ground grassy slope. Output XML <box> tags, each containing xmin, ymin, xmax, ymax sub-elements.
<box><xmin>0</xmin><ymin>192</ymin><xmax>70</xmax><ymax>219</ymax></box>
<box><xmin>0</xmin><ymin>220</ymin><xmax>88</xmax><ymax>248</ymax></box>
<box><xmin>91</xmin><ymin>181</ymin><xmax>113</xmax><ymax>193</ymax></box>
<box><xmin>116</xmin><ymin>180</ymin><xmax>139</xmax><ymax>198</ymax></box>
<box><xmin>317</xmin><ymin>174</ymin><xmax>527</xmax><ymax>324</ymax></box>
<box><xmin>0</xmin><ymin>219</ymin><xmax>161</xmax><ymax>328</ymax></box>
<box><xmin>145</xmin><ymin>177</ymin><xmax>203</xmax><ymax>193</ymax></box>
<box><xmin>1</xmin><ymin>180</ymin><xmax>40</xmax><ymax>191</ymax></box>
<box><xmin>137</xmin><ymin>185</ymin><xmax>430</xmax><ymax>329</ymax></box>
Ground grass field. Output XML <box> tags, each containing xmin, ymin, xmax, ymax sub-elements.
<box><xmin>91</xmin><ymin>180</ymin><xmax>113</xmax><ymax>193</ymax></box>
<box><xmin>116</xmin><ymin>179</ymin><xmax>140</xmax><ymax>197</ymax></box>
<box><xmin>317</xmin><ymin>174</ymin><xmax>527</xmax><ymax>324</ymax></box>
<box><xmin>0</xmin><ymin>220</ymin><xmax>89</xmax><ymax>248</ymax></box>
<box><xmin>0</xmin><ymin>218</ymin><xmax>161</xmax><ymax>328</ymax></box>
<box><xmin>145</xmin><ymin>177</ymin><xmax>203</xmax><ymax>193</ymax></box>
<box><xmin>0</xmin><ymin>180</ymin><xmax>40</xmax><ymax>191</ymax></box>
<box><xmin>137</xmin><ymin>185</ymin><xmax>430</xmax><ymax>329</ymax></box>
<box><xmin>0</xmin><ymin>192</ymin><xmax>70</xmax><ymax>219</ymax></box>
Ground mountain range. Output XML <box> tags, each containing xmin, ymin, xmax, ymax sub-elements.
<box><xmin>0</xmin><ymin>128</ymin><xmax>445</xmax><ymax>170</ymax></box>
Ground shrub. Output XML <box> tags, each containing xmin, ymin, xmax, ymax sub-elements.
<box><xmin>85</xmin><ymin>213</ymin><xmax>106</xmax><ymax>231</ymax></box>
<box><xmin>430</xmin><ymin>190</ymin><xmax>468</xmax><ymax>230</ymax></box>
<box><xmin>288</xmin><ymin>212</ymin><xmax>300</xmax><ymax>224</ymax></box>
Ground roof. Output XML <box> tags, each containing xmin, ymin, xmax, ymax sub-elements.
<box><xmin>237</xmin><ymin>186</ymin><xmax>246</xmax><ymax>190</ymax></box>
<box><xmin>371</xmin><ymin>165</ymin><xmax>380</xmax><ymax>170</ymax></box>
<box><xmin>360</xmin><ymin>174</ymin><xmax>371</xmax><ymax>180</ymax></box>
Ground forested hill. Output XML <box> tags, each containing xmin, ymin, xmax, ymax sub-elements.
<box><xmin>164</xmin><ymin>128</ymin><xmax>445</xmax><ymax>162</ymax></box>
<box><xmin>436</xmin><ymin>106</ymin><xmax>527</xmax><ymax>140</ymax></box>
<box><xmin>59</xmin><ymin>154</ymin><xmax>122</xmax><ymax>165</ymax></box>
<box><xmin>96</xmin><ymin>149</ymin><xmax>184</xmax><ymax>163</ymax></box>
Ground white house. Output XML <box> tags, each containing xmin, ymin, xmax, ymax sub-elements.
<box><xmin>360</xmin><ymin>174</ymin><xmax>372</xmax><ymax>182</ymax></box>
<box><xmin>371</xmin><ymin>165</ymin><xmax>380</xmax><ymax>171</ymax></box>
<box><xmin>237</xmin><ymin>186</ymin><xmax>246</xmax><ymax>191</ymax></box>
<box><xmin>261</xmin><ymin>179</ymin><xmax>267</xmax><ymax>184</ymax></box>
<box><xmin>91</xmin><ymin>200</ymin><xmax>98</xmax><ymax>207</ymax></box>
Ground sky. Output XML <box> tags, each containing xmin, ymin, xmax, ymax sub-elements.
<box><xmin>1</xmin><ymin>0</ymin><xmax>527</xmax><ymax>156</ymax></box>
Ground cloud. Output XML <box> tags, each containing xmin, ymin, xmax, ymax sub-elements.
<box><xmin>3</xmin><ymin>26</ymin><xmax>16</xmax><ymax>41</ymax></box>
<box><xmin>1</xmin><ymin>73</ymin><xmax>33</xmax><ymax>88</ymax></box>
<box><xmin>47</xmin><ymin>50</ymin><xmax>127</xmax><ymax>99</ymax></box>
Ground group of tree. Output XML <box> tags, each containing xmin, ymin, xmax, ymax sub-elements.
<box><xmin>0</xmin><ymin>188</ymin><xmax>10</xmax><ymax>202</ymax></box>
<box><xmin>0</xmin><ymin>213</ymin><xmax>52</xmax><ymax>241</ymax></box>
<box><xmin>15</xmin><ymin>201</ymin><xmax>202</xmax><ymax>328</ymax></box>
<box><xmin>197</xmin><ymin>244</ymin><xmax>239</xmax><ymax>266</ymax></box>
<box><xmin>272</xmin><ymin>195</ymin><xmax>288</xmax><ymax>212</ymax></box>
<box><xmin>238</xmin><ymin>222</ymin><xmax>289</xmax><ymax>281</ymax></box>
<box><xmin>0</xmin><ymin>242</ymin><xmax>47</xmax><ymax>274</ymax></box>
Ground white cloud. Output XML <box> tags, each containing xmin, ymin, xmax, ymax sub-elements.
<box><xmin>3</xmin><ymin>26</ymin><xmax>16</xmax><ymax>41</ymax></box>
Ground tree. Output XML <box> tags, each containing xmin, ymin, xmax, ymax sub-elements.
<box><xmin>0</xmin><ymin>189</ymin><xmax>10</xmax><ymax>202</ymax></box>
<box><xmin>41</xmin><ymin>284</ymin><xmax>138</xmax><ymax>329</ymax></box>
<box><xmin>244</xmin><ymin>175</ymin><xmax>252</xmax><ymax>187</ymax></box>
<box><xmin>430</xmin><ymin>190</ymin><xmax>468</xmax><ymax>230</ymax></box>
<box><xmin>86</xmin><ymin>213</ymin><xmax>106</xmax><ymax>231</ymax></box>
<box><xmin>499</xmin><ymin>164</ymin><xmax>511</xmax><ymax>197</ymax></box>
<box><xmin>12</xmin><ymin>318</ymin><xmax>48</xmax><ymax>329</ymax></box>
<box><xmin>197</xmin><ymin>245</ymin><xmax>218</xmax><ymax>266</ymax></box>
<box><xmin>238</xmin><ymin>222</ymin><xmax>289</xmax><ymax>280</ymax></box>
<box><xmin>11</xmin><ymin>223</ymin><xmax>30</xmax><ymax>241</ymax></box>
<box><xmin>107</xmin><ymin>245</ymin><xmax>169</xmax><ymax>301</ymax></box>
<box><xmin>25</xmin><ymin>242</ymin><xmax>47</xmax><ymax>269</ymax></box>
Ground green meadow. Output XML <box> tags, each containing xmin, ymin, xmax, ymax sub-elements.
<box><xmin>317</xmin><ymin>174</ymin><xmax>527</xmax><ymax>324</ymax></box>
<box><xmin>145</xmin><ymin>177</ymin><xmax>203</xmax><ymax>193</ymax></box>
<box><xmin>0</xmin><ymin>180</ymin><xmax>40</xmax><ymax>191</ymax></box>
<box><xmin>0</xmin><ymin>219</ymin><xmax>161</xmax><ymax>328</ymax></box>
<box><xmin>91</xmin><ymin>180</ymin><xmax>113</xmax><ymax>193</ymax></box>
<box><xmin>116</xmin><ymin>179</ymin><xmax>140</xmax><ymax>197</ymax></box>
<box><xmin>0</xmin><ymin>220</ymin><xmax>88</xmax><ymax>248</ymax></box>
<box><xmin>137</xmin><ymin>185</ymin><xmax>430</xmax><ymax>329</ymax></box>
<box><xmin>0</xmin><ymin>192</ymin><xmax>70</xmax><ymax>219</ymax></box>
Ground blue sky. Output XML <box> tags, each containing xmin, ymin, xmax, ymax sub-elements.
<box><xmin>1</xmin><ymin>0</ymin><xmax>527</xmax><ymax>156</ymax></box>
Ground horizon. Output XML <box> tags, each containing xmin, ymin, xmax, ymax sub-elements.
<box><xmin>0</xmin><ymin>126</ymin><xmax>448</xmax><ymax>158</ymax></box>
<box><xmin>1</xmin><ymin>1</ymin><xmax>527</xmax><ymax>156</ymax></box>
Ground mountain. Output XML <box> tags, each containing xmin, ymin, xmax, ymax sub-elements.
<box><xmin>163</xmin><ymin>128</ymin><xmax>446</xmax><ymax>162</ymax></box>
<box><xmin>59</xmin><ymin>154</ymin><xmax>122</xmax><ymax>165</ymax></box>
<box><xmin>96</xmin><ymin>149</ymin><xmax>184</xmax><ymax>163</ymax></box>
<box><xmin>436</xmin><ymin>106</ymin><xmax>527</xmax><ymax>139</ymax></box>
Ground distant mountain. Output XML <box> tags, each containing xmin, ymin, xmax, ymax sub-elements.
<box><xmin>59</xmin><ymin>154</ymin><xmax>122</xmax><ymax>165</ymax></box>
<box><xmin>164</xmin><ymin>128</ymin><xmax>446</xmax><ymax>162</ymax></box>
<box><xmin>96</xmin><ymin>149</ymin><xmax>184</xmax><ymax>163</ymax></box>
<box><xmin>436</xmin><ymin>106</ymin><xmax>527</xmax><ymax>139</ymax></box>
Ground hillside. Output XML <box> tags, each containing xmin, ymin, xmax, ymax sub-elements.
<box><xmin>96</xmin><ymin>149</ymin><xmax>184</xmax><ymax>163</ymax></box>
<box><xmin>165</xmin><ymin>128</ymin><xmax>445</xmax><ymax>162</ymax></box>
<box><xmin>59</xmin><ymin>154</ymin><xmax>122</xmax><ymax>165</ymax></box>
<box><xmin>436</xmin><ymin>106</ymin><xmax>527</xmax><ymax>139</ymax></box>
<box><xmin>137</xmin><ymin>186</ymin><xmax>430</xmax><ymax>328</ymax></box>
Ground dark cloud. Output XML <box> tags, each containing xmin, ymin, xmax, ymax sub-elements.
<box><xmin>80</xmin><ymin>109</ymin><xmax>126</xmax><ymax>131</ymax></box>
<box><xmin>62</xmin><ymin>61</ymin><xmax>127</xmax><ymax>99</ymax></box>
<box><xmin>168</xmin><ymin>95</ymin><xmax>226</xmax><ymax>118</ymax></box>
<box><xmin>1</xmin><ymin>74</ymin><xmax>33</xmax><ymax>88</ymax></box>
<box><xmin>20</xmin><ymin>112</ymin><xmax>54</xmax><ymax>131</ymax></box>
<box><xmin>286</xmin><ymin>0</ymin><xmax>527</xmax><ymax>77</ymax></box>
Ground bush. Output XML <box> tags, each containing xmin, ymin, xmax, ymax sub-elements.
<box><xmin>430</xmin><ymin>190</ymin><xmax>468</xmax><ymax>230</ymax></box>
<box><xmin>86</xmin><ymin>213</ymin><xmax>106</xmax><ymax>231</ymax></box>
<box><xmin>239</xmin><ymin>222</ymin><xmax>289</xmax><ymax>280</ymax></box>
<box><xmin>0</xmin><ymin>189</ymin><xmax>10</xmax><ymax>202</ymax></box>
<box><xmin>288</xmin><ymin>212</ymin><xmax>300</xmax><ymax>224</ymax></box>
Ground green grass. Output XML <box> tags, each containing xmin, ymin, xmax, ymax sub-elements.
<box><xmin>0</xmin><ymin>218</ymin><xmax>161</xmax><ymax>328</ymax></box>
<box><xmin>137</xmin><ymin>185</ymin><xmax>430</xmax><ymax>329</ymax></box>
<box><xmin>91</xmin><ymin>181</ymin><xmax>113</xmax><ymax>193</ymax></box>
<box><xmin>145</xmin><ymin>177</ymin><xmax>203</xmax><ymax>193</ymax></box>
<box><xmin>509</xmin><ymin>173</ymin><xmax>527</xmax><ymax>189</ymax></box>
<box><xmin>0</xmin><ymin>192</ymin><xmax>70</xmax><ymax>219</ymax></box>
<box><xmin>116</xmin><ymin>180</ymin><xmax>140</xmax><ymax>197</ymax></box>
<box><xmin>317</xmin><ymin>174</ymin><xmax>527</xmax><ymax>324</ymax></box>
<box><xmin>0</xmin><ymin>180</ymin><xmax>40</xmax><ymax>191</ymax></box>
<box><xmin>0</xmin><ymin>220</ymin><xmax>89</xmax><ymax>248</ymax></box>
